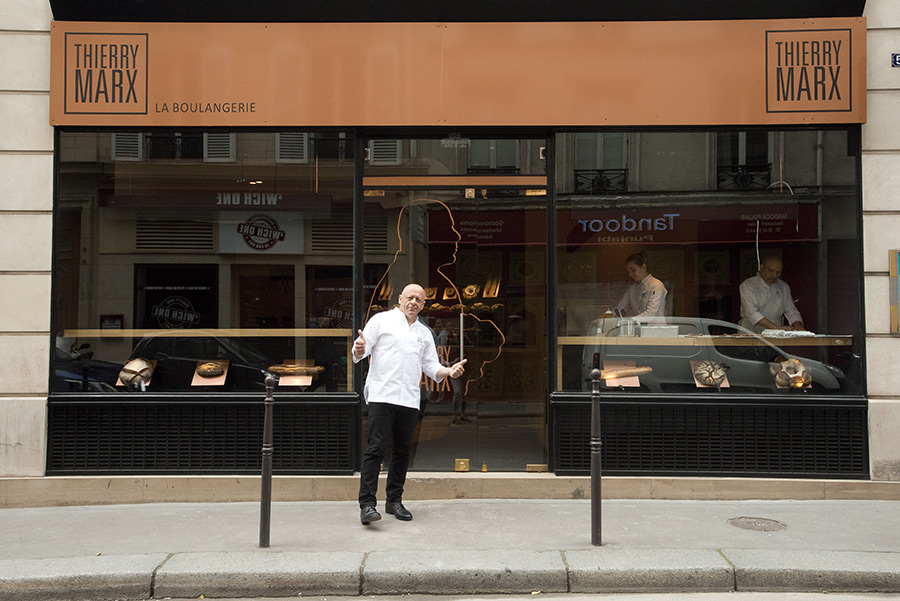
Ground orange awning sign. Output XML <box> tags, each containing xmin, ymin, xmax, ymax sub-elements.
<box><xmin>51</xmin><ymin>19</ymin><xmax>866</xmax><ymax>127</ymax></box>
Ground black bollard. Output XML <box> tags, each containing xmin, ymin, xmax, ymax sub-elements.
<box><xmin>590</xmin><ymin>367</ymin><xmax>602</xmax><ymax>546</ymax></box>
<box><xmin>259</xmin><ymin>374</ymin><xmax>276</xmax><ymax>548</ymax></box>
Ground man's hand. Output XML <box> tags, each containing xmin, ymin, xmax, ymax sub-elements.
<box><xmin>448</xmin><ymin>358</ymin><xmax>467</xmax><ymax>379</ymax></box>
<box><xmin>353</xmin><ymin>329</ymin><xmax>366</xmax><ymax>360</ymax></box>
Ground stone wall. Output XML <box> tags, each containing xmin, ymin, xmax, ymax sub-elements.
<box><xmin>864</xmin><ymin>0</ymin><xmax>900</xmax><ymax>481</ymax></box>
<box><xmin>0</xmin><ymin>0</ymin><xmax>53</xmax><ymax>476</ymax></box>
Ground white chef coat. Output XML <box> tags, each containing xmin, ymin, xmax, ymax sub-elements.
<box><xmin>738</xmin><ymin>274</ymin><xmax>803</xmax><ymax>334</ymax></box>
<box><xmin>352</xmin><ymin>307</ymin><xmax>444</xmax><ymax>409</ymax></box>
<box><xmin>615</xmin><ymin>274</ymin><xmax>667</xmax><ymax>318</ymax></box>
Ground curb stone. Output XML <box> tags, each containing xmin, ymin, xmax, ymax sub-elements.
<box><xmin>722</xmin><ymin>548</ymin><xmax>900</xmax><ymax>592</ymax></box>
<box><xmin>0</xmin><ymin>554</ymin><xmax>168</xmax><ymax>601</ymax></box>
<box><xmin>153</xmin><ymin>550</ymin><xmax>366</xmax><ymax>599</ymax></box>
<box><xmin>565</xmin><ymin>548</ymin><xmax>734</xmax><ymax>593</ymax></box>
<box><xmin>362</xmin><ymin>549</ymin><xmax>567</xmax><ymax>595</ymax></box>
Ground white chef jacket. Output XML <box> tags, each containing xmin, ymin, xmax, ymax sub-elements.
<box><xmin>615</xmin><ymin>274</ymin><xmax>667</xmax><ymax>318</ymax></box>
<box><xmin>352</xmin><ymin>307</ymin><xmax>444</xmax><ymax>409</ymax></box>
<box><xmin>738</xmin><ymin>274</ymin><xmax>803</xmax><ymax>334</ymax></box>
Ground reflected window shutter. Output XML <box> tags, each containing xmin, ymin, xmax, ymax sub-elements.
<box><xmin>204</xmin><ymin>133</ymin><xmax>235</xmax><ymax>162</ymax></box>
<box><xmin>111</xmin><ymin>133</ymin><xmax>143</xmax><ymax>161</ymax></box>
<box><xmin>276</xmin><ymin>133</ymin><xmax>309</xmax><ymax>163</ymax></box>
<box><xmin>368</xmin><ymin>139</ymin><xmax>402</xmax><ymax>165</ymax></box>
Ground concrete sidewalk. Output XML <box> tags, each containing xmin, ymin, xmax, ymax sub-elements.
<box><xmin>1</xmin><ymin>499</ymin><xmax>899</xmax><ymax>599</ymax></box>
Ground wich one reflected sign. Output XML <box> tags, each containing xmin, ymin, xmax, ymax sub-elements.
<box><xmin>50</xmin><ymin>18</ymin><xmax>866</xmax><ymax>127</ymax></box>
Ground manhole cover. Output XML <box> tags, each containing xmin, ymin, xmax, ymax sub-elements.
<box><xmin>728</xmin><ymin>516</ymin><xmax>787</xmax><ymax>532</ymax></box>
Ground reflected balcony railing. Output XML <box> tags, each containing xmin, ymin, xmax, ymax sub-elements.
<box><xmin>717</xmin><ymin>163</ymin><xmax>771</xmax><ymax>190</ymax></box>
<box><xmin>573</xmin><ymin>169</ymin><xmax>627</xmax><ymax>194</ymax></box>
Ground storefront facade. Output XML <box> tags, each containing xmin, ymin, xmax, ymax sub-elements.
<box><xmin>3</xmin><ymin>0</ymin><xmax>899</xmax><ymax>486</ymax></box>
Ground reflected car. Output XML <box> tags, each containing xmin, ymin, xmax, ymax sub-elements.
<box><xmin>53</xmin><ymin>347</ymin><xmax>120</xmax><ymax>392</ymax></box>
<box><xmin>581</xmin><ymin>316</ymin><xmax>848</xmax><ymax>394</ymax></box>
<box><xmin>126</xmin><ymin>332</ymin><xmax>278</xmax><ymax>391</ymax></box>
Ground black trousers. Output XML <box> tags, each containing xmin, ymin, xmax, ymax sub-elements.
<box><xmin>358</xmin><ymin>402</ymin><xmax>420</xmax><ymax>507</ymax></box>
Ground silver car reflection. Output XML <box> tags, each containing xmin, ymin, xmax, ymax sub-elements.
<box><xmin>581</xmin><ymin>317</ymin><xmax>848</xmax><ymax>394</ymax></box>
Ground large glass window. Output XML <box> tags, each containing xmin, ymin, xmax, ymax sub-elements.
<box><xmin>555</xmin><ymin>128</ymin><xmax>863</xmax><ymax>397</ymax></box>
<box><xmin>53</xmin><ymin>130</ymin><xmax>355</xmax><ymax>394</ymax></box>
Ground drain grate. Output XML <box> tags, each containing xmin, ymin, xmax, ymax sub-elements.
<box><xmin>728</xmin><ymin>516</ymin><xmax>787</xmax><ymax>532</ymax></box>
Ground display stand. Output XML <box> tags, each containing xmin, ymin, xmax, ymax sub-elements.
<box><xmin>601</xmin><ymin>360</ymin><xmax>641</xmax><ymax>387</ymax></box>
<box><xmin>272</xmin><ymin>360</ymin><xmax>317</xmax><ymax>387</ymax></box>
<box><xmin>689</xmin><ymin>360</ymin><xmax>731</xmax><ymax>388</ymax></box>
<box><xmin>191</xmin><ymin>359</ymin><xmax>230</xmax><ymax>386</ymax></box>
<box><xmin>115</xmin><ymin>359</ymin><xmax>158</xmax><ymax>387</ymax></box>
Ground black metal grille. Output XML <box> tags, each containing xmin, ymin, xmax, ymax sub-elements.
<box><xmin>47</xmin><ymin>400</ymin><xmax>357</xmax><ymax>475</ymax></box>
<box><xmin>574</xmin><ymin>169</ymin><xmax>628</xmax><ymax>194</ymax></box>
<box><xmin>716</xmin><ymin>163</ymin><xmax>771</xmax><ymax>190</ymax></box>
<box><xmin>552</xmin><ymin>397</ymin><xmax>868</xmax><ymax>478</ymax></box>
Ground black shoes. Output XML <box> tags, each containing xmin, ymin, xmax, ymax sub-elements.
<box><xmin>361</xmin><ymin>502</ymin><xmax>412</xmax><ymax>523</ymax></box>
<box><xmin>385</xmin><ymin>501</ymin><xmax>413</xmax><ymax>521</ymax></box>
<box><xmin>360</xmin><ymin>505</ymin><xmax>381</xmax><ymax>524</ymax></box>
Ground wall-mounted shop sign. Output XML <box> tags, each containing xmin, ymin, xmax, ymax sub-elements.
<box><xmin>63</xmin><ymin>32</ymin><xmax>148</xmax><ymax>115</ymax></box>
<box><xmin>218</xmin><ymin>212</ymin><xmax>304</xmax><ymax>254</ymax></box>
<box><xmin>428</xmin><ymin>203</ymin><xmax>818</xmax><ymax>246</ymax></box>
<box><xmin>561</xmin><ymin>203</ymin><xmax>818</xmax><ymax>247</ymax></box>
<box><xmin>766</xmin><ymin>28</ymin><xmax>854</xmax><ymax>113</ymax></box>
<box><xmin>50</xmin><ymin>18</ymin><xmax>866</xmax><ymax>127</ymax></box>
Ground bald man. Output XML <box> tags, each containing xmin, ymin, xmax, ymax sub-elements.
<box><xmin>352</xmin><ymin>283</ymin><xmax>467</xmax><ymax>525</ymax></box>
<box><xmin>738</xmin><ymin>255</ymin><xmax>804</xmax><ymax>334</ymax></box>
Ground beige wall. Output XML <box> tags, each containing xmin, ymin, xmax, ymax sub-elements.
<box><xmin>0</xmin><ymin>0</ymin><xmax>53</xmax><ymax>476</ymax></box>
<box><xmin>864</xmin><ymin>0</ymin><xmax>900</xmax><ymax>481</ymax></box>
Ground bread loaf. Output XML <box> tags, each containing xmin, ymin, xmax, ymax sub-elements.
<box><xmin>197</xmin><ymin>362</ymin><xmax>225</xmax><ymax>377</ymax></box>
<box><xmin>268</xmin><ymin>364</ymin><xmax>324</xmax><ymax>376</ymax></box>
<box><xmin>119</xmin><ymin>358</ymin><xmax>154</xmax><ymax>387</ymax></box>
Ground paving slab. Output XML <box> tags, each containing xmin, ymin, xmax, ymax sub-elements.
<box><xmin>0</xmin><ymin>553</ymin><xmax>167</xmax><ymax>601</ymax></box>
<box><xmin>154</xmin><ymin>550</ymin><xmax>365</xmax><ymax>599</ymax></box>
<box><xmin>362</xmin><ymin>549</ymin><xmax>568</xmax><ymax>595</ymax></box>
<box><xmin>723</xmin><ymin>548</ymin><xmax>900</xmax><ymax>592</ymax></box>
<box><xmin>564</xmin><ymin>548</ymin><xmax>734</xmax><ymax>593</ymax></box>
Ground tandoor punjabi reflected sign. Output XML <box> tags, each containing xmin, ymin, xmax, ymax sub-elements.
<box><xmin>50</xmin><ymin>19</ymin><xmax>866</xmax><ymax>127</ymax></box>
<box><xmin>428</xmin><ymin>204</ymin><xmax>818</xmax><ymax>246</ymax></box>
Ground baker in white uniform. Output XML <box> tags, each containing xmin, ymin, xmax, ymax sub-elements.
<box><xmin>738</xmin><ymin>254</ymin><xmax>804</xmax><ymax>334</ymax></box>
<box><xmin>614</xmin><ymin>253</ymin><xmax>667</xmax><ymax>318</ymax></box>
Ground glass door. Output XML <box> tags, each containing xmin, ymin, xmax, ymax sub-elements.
<box><xmin>361</xmin><ymin>135</ymin><xmax>549</xmax><ymax>471</ymax></box>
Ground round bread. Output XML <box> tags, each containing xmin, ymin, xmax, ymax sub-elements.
<box><xmin>462</xmin><ymin>284</ymin><xmax>481</xmax><ymax>299</ymax></box>
<box><xmin>119</xmin><ymin>358</ymin><xmax>154</xmax><ymax>387</ymax></box>
<box><xmin>197</xmin><ymin>362</ymin><xmax>225</xmax><ymax>377</ymax></box>
<box><xmin>471</xmin><ymin>302</ymin><xmax>490</xmax><ymax>314</ymax></box>
<box><xmin>692</xmin><ymin>360</ymin><xmax>727</xmax><ymax>386</ymax></box>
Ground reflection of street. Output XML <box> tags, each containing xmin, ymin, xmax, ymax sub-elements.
<box><xmin>410</xmin><ymin>405</ymin><xmax>547</xmax><ymax>471</ymax></box>
<box><xmin>410</xmin><ymin>340</ymin><xmax>547</xmax><ymax>469</ymax></box>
